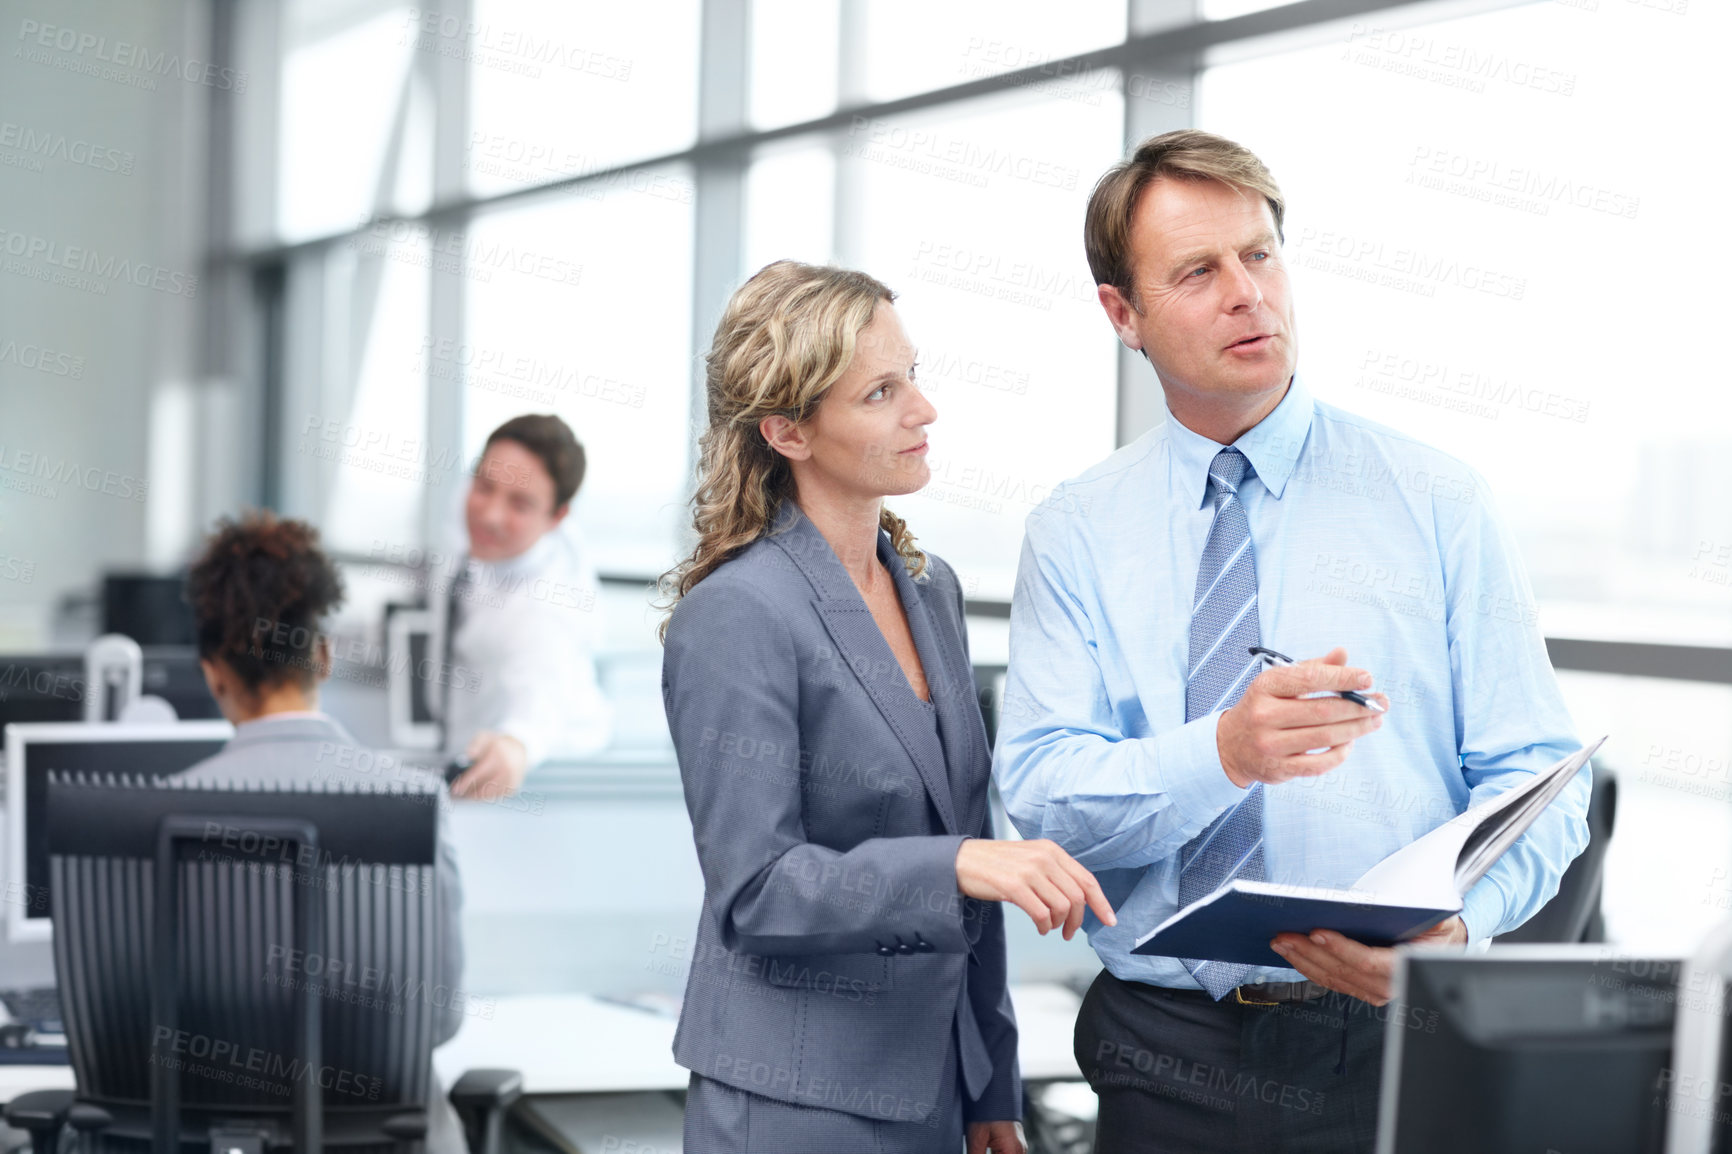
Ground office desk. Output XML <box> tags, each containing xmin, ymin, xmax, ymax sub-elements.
<box><xmin>0</xmin><ymin>987</ymin><xmax>1082</xmax><ymax>1118</ymax></box>
<box><xmin>0</xmin><ymin>1063</ymin><xmax>74</xmax><ymax>1101</ymax></box>
<box><xmin>431</xmin><ymin>983</ymin><xmax>1085</xmax><ymax>1096</ymax></box>
<box><xmin>434</xmin><ymin>994</ymin><xmax>684</xmax><ymax>1095</ymax></box>
<box><xmin>1009</xmin><ymin>982</ymin><xmax>1087</xmax><ymax>1082</ymax></box>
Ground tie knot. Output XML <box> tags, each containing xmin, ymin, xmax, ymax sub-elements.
<box><xmin>1208</xmin><ymin>448</ymin><xmax>1251</xmax><ymax>496</ymax></box>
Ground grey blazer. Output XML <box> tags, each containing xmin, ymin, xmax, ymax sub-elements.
<box><xmin>176</xmin><ymin>715</ymin><xmax>466</xmax><ymax>1047</ymax></box>
<box><xmin>662</xmin><ymin>503</ymin><xmax>1021</xmax><ymax>1126</ymax></box>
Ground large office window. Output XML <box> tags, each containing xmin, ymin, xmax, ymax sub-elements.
<box><xmin>217</xmin><ymin>0</ymin><xmax>1730</xmax><ymax>990</ymax></box>
<box><xmin>1201</xmin><ymin>2</ymin><xmax>1727</xmax><ymax>642</ymax></box>
<box><xmin>837</xmin><ymin>83</ymin><xmax>1124</xmax><ymax>597</ymax></box>
<box><xmin>277</xmin><ymin>237</ymin><xmax>431</xmax><ymax>556</ymax></box>
<box><xmin>459</xmin><ymin>174</ymin><xmax>695</xmax><ymax>574</ymax></box>
<box><xmin>465</xmin><ymin>1</ymin><xmax>701</xmax><ymax>195</ymax></box>
<box><xmin>250</xmin><ymin>0</ymin><xmax>1137</xmax><ymax>591</ymax></box>
<box><xmin>852</xmin><ymin>0</ymin><xmax>1128</xmax><ymax>104</ymax></box>
<box><xmin>748</xmin><ymin>0</ymin><xmax>839</xmax><ymax>129</ymax></box>
<box><xmin>742</xmin><ymin>142</ymin><xmax>836</xmax><ymax>271</ymax></box>
<box><xmin>278</xmin><ymin>0</ymin><xmax>432</xmax><ymax>241</ymax></box>
<box><xmin>1200</xmin><ymin>0</ymin><xmax>1730</xmax><ymax>950</ymax></box>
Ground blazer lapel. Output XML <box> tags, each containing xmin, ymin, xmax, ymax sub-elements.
<box><xmin>883</xmin><ymin>542</ymin><xmax>986</xmax><ymax>838</ymax></box>
<box><xmin>770</xmin><ymin>505</ymin><xmax>961</xmax><ymax>836</ymax></box>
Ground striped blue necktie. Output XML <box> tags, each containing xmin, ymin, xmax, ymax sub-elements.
<box><xmin>1177</xmin><ymin>447</ymin><xmax>1267</xmax><ymax>998</ymax></box>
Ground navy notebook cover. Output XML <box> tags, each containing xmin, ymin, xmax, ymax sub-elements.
<box><xmin>1130</xmin><ymin>887</ymin><xmax>1455</xmax><ymax>969</ymax></box>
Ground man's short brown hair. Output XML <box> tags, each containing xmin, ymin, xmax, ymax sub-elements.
<box><xmin>484</xmin><ymin>413</ymin><xmax>587</xmax><ymax>510</ymax></box>
<box><xmin>1084</xmin><ymin>129</ymin><xmax>1286</xmax><ymax>310</ymax></box>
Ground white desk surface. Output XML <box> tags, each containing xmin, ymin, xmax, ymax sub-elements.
<box><xmin>1009</xmin><ymin>982</ymin><xmax>1086</xmax><ymax>1082</ymax></box>
<box><xmin>432</xmin><ymin>983</ymin><xmax>1083</xmax><ymax>1096</ymax></box>
<box><xmin>0</xmin><ymin>1064</ymin><xmax>74</xmax><ymax>1100</ymax></box>
<box><xmin>0</xmin><ymin>985</ymin><xmax>1083</xmax><ymax>1104</ymax></box>
<box><xmin>434</xmin><ymin>994</ymin><xmax>683</xmax><ymax>1096</ymax></box>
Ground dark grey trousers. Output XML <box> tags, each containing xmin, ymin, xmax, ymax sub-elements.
<box><xmin>1073</xmin><ymin>970</ymin><xmax>1388</xmax><ymax>1154</ymax></box>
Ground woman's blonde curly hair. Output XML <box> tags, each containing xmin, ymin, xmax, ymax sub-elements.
<box><xmin>658</xmin><ymin>261</ymin><xmax>925</xmax><ymax>639</ymax></box>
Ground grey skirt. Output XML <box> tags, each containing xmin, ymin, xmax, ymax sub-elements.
<box><xmin>682</xmin><ymin>1030</ymin><xmax>965</xmax><ymax>1153</ymax></box>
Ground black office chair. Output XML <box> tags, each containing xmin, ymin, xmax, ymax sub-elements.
<box><xmin>1495</xmin><ymin>764</ymin><xmax>1618</xmax><ymax>944</ymax></box>
<box><xmin>6</xmin><ymin>773</ymin><xmax>520</xmax><ymax>1154</ymax></box>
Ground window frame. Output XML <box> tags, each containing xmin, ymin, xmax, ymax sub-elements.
<box><xmin>210</xmin><ymin>0</ymin><xmax>1545</xmax><ymax>592</ymax></box>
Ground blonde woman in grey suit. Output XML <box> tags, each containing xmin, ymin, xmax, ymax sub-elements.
<box><xmin>660</xmin><ymin>261</ymin><xmax>1117</xmax><ymax>1153</ymax></box>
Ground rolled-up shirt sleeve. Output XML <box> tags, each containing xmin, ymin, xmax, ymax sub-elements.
<box><xmin>994</xmin><ymin>504</ymin><xmax>1247</xmax><ymax>874</ymax></box>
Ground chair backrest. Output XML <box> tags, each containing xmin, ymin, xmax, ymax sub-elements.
<box><xmin>971</xmin><ymin>663</ymin><xmax>1006</xmax><ymax>752</ymax></box>
<box><xmin>1495</xmin><ymin>765</ymin><xmax>1618</xmax><ymax>945</ymax></box>
<box><xmin>46</xmin><ymin>772</ymin><xmax>445</xmax><ymax>1148</ymax></box>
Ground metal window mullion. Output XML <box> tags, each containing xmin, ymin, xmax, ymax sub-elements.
<box><xmin>683</xmin><ymin>0</ymin><xmax>751</xmax><ymax>536</ymax></box>
<box><xmin>423</xmin><ymin>0</ymin><xmax>473</xmax><ymax>551</ymax></box>
<box><xmin>1116</xmin><ymin>0</ymin><xmax>1202</xmax><ymax>448</ymax></box>
<box><xmin>830</xmin><ymin>0</ymin><xmax>868</xmax><ymax>267</ymax></box>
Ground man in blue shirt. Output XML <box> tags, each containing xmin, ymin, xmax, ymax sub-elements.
<box><xmin>993</xmin><ymin>130</ymin><xmax>1589</xmax><ymax>1152</ymax></box>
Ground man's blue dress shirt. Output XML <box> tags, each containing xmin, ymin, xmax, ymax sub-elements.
<box><xmin>993</xmin><ymin>375</ymin><xmax>1591</xmax><ymax>990</ymax></box>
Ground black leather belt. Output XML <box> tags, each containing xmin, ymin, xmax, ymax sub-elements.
<box><xmin>1132</xmin><ymin>975</ymin><xmax>1331</xmax><ymax>1005</ymax></box>
<box><xmin>1233</xmin><ymin>980</ymin><xmax>1329</xmax><ymax>1005</ymax></box>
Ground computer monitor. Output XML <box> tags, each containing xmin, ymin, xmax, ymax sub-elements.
<box><xmin>0</xmin><ymin>654</ymin><xmax>88</xmax><ymax>732</ymax></box>
<box><xmin>101</xmin><ymin>573</ymin><xmax>195</xmax><ymax>646</ymax></box>
<box><xmin>1377</xmin><ymin>946</ymin><xmax>1680</xmax><ymax>1154</ymax></box>
<box><xmin>386</xmin><ymin>605</ymin><xmax>441</xmax><ymax>750</ymax></box>
<box><xmin>3</xmin><ymin>720</ymin><xmax>233</xmax><ymax>942</ymax></box>
<box><xmin>140</xmin><ymin>647</ymin><xmax>222</xmax><ymax>720</ymax></box>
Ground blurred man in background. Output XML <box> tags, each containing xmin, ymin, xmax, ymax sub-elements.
<box><xmin>437</xmin><ymin>414</ymin><xmax>611</xmax><ymax>798</ymax></box>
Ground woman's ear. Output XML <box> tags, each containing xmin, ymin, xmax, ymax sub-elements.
<box><xmin>198</xmin><ymin>658</ymin><xmax>226</xmax><ymax>701</ymax></box>
<box><xmin>313</xmin><ymin>634</ymin><xmax>334</xmax><ymax>682</ymax></box>
<box><xmin>759</xmin><ymin>414</ymin><xmax>812</xmax><ymax>462</ymax></box>
<box><xmin>199</xmin><ymin>657</ymin><xmax>252</xmax><ymax>723</ymax></box>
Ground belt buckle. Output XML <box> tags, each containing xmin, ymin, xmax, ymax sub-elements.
<box><xmin>1233</xmin><ymin>984</ymin><xmax>1280</xmax><ymax>1006</ymax></box>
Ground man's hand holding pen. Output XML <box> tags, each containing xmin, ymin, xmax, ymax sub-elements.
<box><xmin>1216</xmin><ymin>647</ymin><xmax>1388</xmax><ymax>788</ymax></box>
<box><xmin>1210</xmin><ymin>645</ymin><xmax>1457</xmax><ymax>1004</ymax></box>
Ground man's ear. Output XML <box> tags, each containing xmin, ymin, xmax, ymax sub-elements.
<box><xmin>759</xmin><ymin>414</ymin><xmax>812</xmax><ymax>462</ymax></box>
<box><xmin>549</xmin><ymin>501</ymin><xmax>571</xmax><ymax>529</ymax></box>
<box><xmin>1097</xmin><ymin>283</ymin><xmax>1145</xmax><ymax>353</ymax></box>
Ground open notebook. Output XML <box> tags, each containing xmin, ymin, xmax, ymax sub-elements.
<box><xmin>1131</xmin><ymin>737</ymin><xmax>1605</xmax><ymax>968</ymax></box>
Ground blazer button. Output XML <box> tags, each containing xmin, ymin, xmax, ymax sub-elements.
<box><xmin>895</xmin><ymin>942</ymin><xmax>914</xmax><ymax>955</ymax></box>
<box><xmin>875</xmin><ymin>944</ymin><xmax>896</xmax><ymax>957</ymax></box>
<box><xmin>915</xmin><ymin>938</ymin><xmax>936</xmax><ymax>953</ymax></box>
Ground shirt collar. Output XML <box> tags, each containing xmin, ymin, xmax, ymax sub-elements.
<box><xmin>229</xmin><ymin>711</ymin><xmax>350</xmax><ymax>745</ymax></box>
<box><xmin>1164</xmin><ymin>374</ymin><xmax>1314</xmax><ymax>508</ymax></box>
<box><xmin>469</xmin><ymin>531</ymin><xmax>558</xmax><ymax>579</ymax></box>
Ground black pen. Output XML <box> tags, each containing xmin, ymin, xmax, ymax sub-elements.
<box><xmin>1248</xmin><ymin>646</ymin><xmax>1386</xmax><ymax>712</ymax></box>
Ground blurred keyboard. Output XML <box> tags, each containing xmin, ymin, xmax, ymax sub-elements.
<box><xmin>0</xmin><ymin>986</ymin><xmax>62</xmax><ymax>1034</ymax></box>
<box><xmin>0</xmin><ymin>986</ymin><xmax>66</xmax><ymax>1063</ymax></box>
